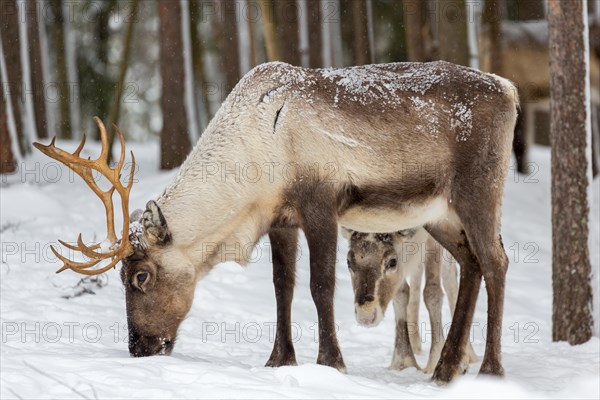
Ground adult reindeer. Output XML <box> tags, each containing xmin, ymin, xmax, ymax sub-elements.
<box><xmin>35</xmin><ymin>61</ymin><xmax>518</xmax><ymax>383</ymax></box>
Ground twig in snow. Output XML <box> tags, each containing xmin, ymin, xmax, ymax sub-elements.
<box><xmin>0</xmin><ymin>221</ymin><xmax>21</xmax><ymax>234</ymax></box>
<box><xmin>7</xmin><ymin>388</ymin><xmax>23</xmax><ymax>399</ymax></box>
<box><xmin>23</xmin><ymin>361</ymin><xmax>92</xmax><ymax>400</ymax></box>
<box><xmin>59</xmin><ymin>275</ymin><xmax>109</xmax><ymax>299</ymax></box>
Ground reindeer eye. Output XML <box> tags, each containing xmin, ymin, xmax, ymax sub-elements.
<box><xmin>136</xmin><ymin>272</ymin><xmax>148</xmax><ymax>284</ymax></box>
<box><xmin>386</xmin><ymin>259</ymin><xmax>397</xmax><ymax>270</ymax></box>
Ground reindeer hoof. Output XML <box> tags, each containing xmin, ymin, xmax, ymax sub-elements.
<box><xmin>389</xmin><ymin>356</ymin><xmax>420</xmax><ymax>372</ymax></box>
<box><xmin>389</xmin><ymin>364</ymin><xmax>420</xmax><ymax>372</ymax></box>
<box><xmin>432</xmin><ymin>360</ymin><xmax>466</xmax><ymax>384</ymax></box>
<box><xmin>265</xmin><ymin>349</ymin><xmax>297</xmax><ymax>368</ymax></box>
<box><xmin>421</xmin><ymin>364</ymin><xmax>436</xmax><ymax>374</ymax></box>
<box><xmin>317</xmin><ymin>352</ymin><xmax>346</xmax><ymax>373</ymax></box>
<box><xmin>479</xmin><ymin>360</ymin><xmax>504</xmax><ymax>377</ymax></box>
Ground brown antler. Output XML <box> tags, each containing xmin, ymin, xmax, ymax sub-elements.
<box><xmin>33</xmin><ymin>117</ymin><xmax>136</xmax><ymax>275</ymax></box>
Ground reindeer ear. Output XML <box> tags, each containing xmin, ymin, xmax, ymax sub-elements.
<box><xmin>142</xmin><ymin>201</ymin><xmax>171</xmax><ymax>245</ymax></box>
<box><xmin>340</xmin><ymin>227</ymin><xmax>354</xmax><ymax>240</ymax></box>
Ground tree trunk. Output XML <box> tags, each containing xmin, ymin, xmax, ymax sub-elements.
<box><xmin>107</xmin><ymin>0</ymin><xmax>139</xmax><ymax>163</ymax></box>
<box><xmin>516</xmin><ymin>0</ymin><xmax>545</xmax><ymax>20</ymax></box>
<box><xmin>49</xmin><ymin>0</ymin><xmax>72</xmax><ymax>139</ymax></box>
<box><xmin>328</xmin><ymin>0</ymin><xmax>344</xmax><ymax>67</ymax></box>
<box><xmin>482</xmin><ymin>0</ymin><xmax>503</xmax><ymax>74</ymax></box>
<box><xmin>189</xmin><ymin>0</ymin><xmax>212</xmax><ymax>130</ymax></box>
<box><xmin>275</xmin><ymin>0</ymin><xmax>300</xmax><ymax>65</ymax></box>
<box><xmin>0</xmin><ymin>0</ymin><xmax>26</xmax><ymax>154</ymax></box>
<box><xmin>403</xmin><ymin>0</ymin><xmax>426</xmax><ymax>62</ymax></box>
<box><xmin>340</xmin><ymin>0</ymin><xmax>355</xmax><ymax>65</ymax></box>
<box><xmin>307</xmin><ymin>0</ymin><xmax>323</xmax><ymax>68</ymax></box>
<box><xmin>260</xmin><ymin>0</ymin><xmax>281</xmax><ymax>61</ymax></box>
<box><xmin>351</xmin><ymin>0</ymin><xmax>371</xmax><ymax>65</ymax></box>
<box><xmin>220</xmin><ymin>0</ymin><xmax>241</xmax><ymax>95</ymax></box>
<box><xmin>90</xmin><ymin>1</ymin><xmax>114</xmax><ymax>140</ymax></box>
<box><xmin>548</xmin><ymin>0</ymin><xmax>593</xmax><ymax>345</ymax></box>
<box><xmin>1</xmin><ymin>79</ymin><xmax>16</xmax><ymax>173</ymax></box>
<box><xmin>26</xmin><ymin>0</ymin><xmax>47</xmax><ymax>138</ymax></box>
<box><xmin>437</xmin><ymin>0</ymin><xmax>469</xmax><ymax>66</ymax></box>
<box><xmin>158</xmin><ymin>0</ymin><xmax>192</xmax><ymax>170</ymax></box>
<box><xmin>247</xmin><ymin>0</ymin><xmax>260</xmax><ymax>67</ymax></box>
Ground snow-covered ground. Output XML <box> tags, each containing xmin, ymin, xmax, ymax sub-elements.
<box><xmin>1</xmin><ymin>142</ymin><xmax>598</xmax><ymax>399</ymax></box>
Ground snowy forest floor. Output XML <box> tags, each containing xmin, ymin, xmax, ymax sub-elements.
<box><xmin>1</xmin><ymin>142</ymin><xmax>599</xmax><ymax>399</ymax></box>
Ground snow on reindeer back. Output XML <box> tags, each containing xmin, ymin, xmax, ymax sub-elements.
<box><xmin>249</xmin><ymin>62</ymin><xmax>504</xmax><ymax>142</ymax></box>
<box><xmin>319</xmin><ymin>63</ymin><xmax>445</xmax><ymax>106</ymax></box>
<box><xmin>253</xmin><ymin>62</ymin><xmax>449</xmax><ymax>107</ymax></box>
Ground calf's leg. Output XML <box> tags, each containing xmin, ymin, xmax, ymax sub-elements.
<box><xmin>390</xmin><ymin>281</ymin><xmax>420</xmax><ymax>370</ymax></box>
<box><xmin>407</xmin><ymin>263</ymin><xmax>423</xmax><ymax>355</ymax></box>
<box><xmin>422</xmin><ymin>236</ymin><xmax>444</xmax><ymax>374</ymax></box>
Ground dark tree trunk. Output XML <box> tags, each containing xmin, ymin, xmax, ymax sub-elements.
<box><xmin>26</xmin><ymin>0</ymin><xmax>47</xmax><ymax>138</ymax></box>
<box><xmin>219</xmin><ymin>0</ymin><xmax>241</xmax><ymax>96</ymax></box>
<box><xmin>402</xmin><ymin>0</ymin><xmax>426</xmax><ymax>62</ymax></box>
<box><xmin>158</xmin><ymin>0</ymin><xmax>192</xmax><ymax>170</ymax></box>
<box><xmin>482</xmin><ymin>0</ymin><xmax>503</xmax><ymax>74</ymax></box>
<box><xmin>189</xmin><ymin>0</ymin><xmax>212</xmax><ymax>129</ymax></box>
<box><xmin>351</xmin><ymin>0</ymin><xmax>371</xmax><ymax>65</ymax></box>
<box><xmin>515</xmin><ymin>0</ymin><xmax>545</xmax><ymax>20</ymax></box>
<box><xmin>589</xmin><ymin>0</ymin><xmax>599</xmax><ymax>16</ymax></box>
<box><xmin>307</xmin><ymin>0</ymin><xmax>322</xmax><ymax>68</ymax></box>
<box><xmin>340</xmin><ymin>0</ymin><xmax>355</xmax><ymax>64</ymax></box>
<box><xmin>275</xmin><ymin>0</ymin><xmax>300</xmax><ymax>65</ymax></box>
<box><xmin>49</xmin><ymin>0</ymin><xmax>72</xmax><ymax>139</ymax></box>
<box><xmin>548</xmin><ymin>0</ymin><xmax>593</xmax><ymax>346</ymax></box>
<box><xmin>437</xmin><ymin>0</ymin><xmax>469</xmax><ymax>66</ymax></box>
<box><xmin>90</xmin><ymin>1</ymin><xmax>114</xmax><ymax>140</ymax></box>
<box><xmin>1</xmin><ymin>80</ymin><xmax>17</xmax><ymax>173</ymax></box>
<box><xmin>0</xmin><ymin>0</ymin><xmax>27</xmax><ymax>154</ymax></box>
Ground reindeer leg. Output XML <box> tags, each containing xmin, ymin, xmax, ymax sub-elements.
<box><xmin>461</xmin><ymin>227</ymin><xmax>507</xmax><ymax>377</ymax></box>
<box><xmin>422</xmin><ymin>236</ymin><xmax>444</xmax><ymax>374</ymax></box>
<box><xmin>426</xmin><ymin>220</ymin><xmax>482</xmax><ymax>384</ymax></box>
<box><xmin>300</xmin><ymin>194</ymin><xmax>345</xmax><ymax>372</ymax></box>
<box><xmin>390</xmin><ymin>281</ymin><xmax>420</xmax><ymax>371</ymax></box>
<box><xmin>442</xmin><ymin>256</ymin><xmax>478</xmax><ymax>364</ymax></box>
<box><xmin>265</xmin><ymin>228</ymin><xmax>298</xmax><ymax>367</ymax></box>
<box><xmin>407</xmin><ymin>263</ymin><xmax>423</xmax><ymax>355</ymax></box>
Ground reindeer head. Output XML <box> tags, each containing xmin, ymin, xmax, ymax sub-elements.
<box><xmin>120</xmin><ymin>202</ymin><xmax>196</xmax><ymax>357</ymax></box>
<box><xmin>34</xmin><ymin>118</ymin><xmax>195</xmax><ymax>358</ymax></box>
<box><xmin>343</xmin><ymin>228</ymin><xmax>424</xmax><ymax>327</ymax></box>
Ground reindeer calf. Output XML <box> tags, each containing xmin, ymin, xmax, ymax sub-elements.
<box><xmin>343</xmin><ymin>227</ymin><xmax>477</xmax><ymax>373</ymax></box>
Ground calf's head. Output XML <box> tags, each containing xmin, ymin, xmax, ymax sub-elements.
<box><xmin>343</xmin><ymin>228</ymin><xmax>421</xmax><ymax>327</ymax></box>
